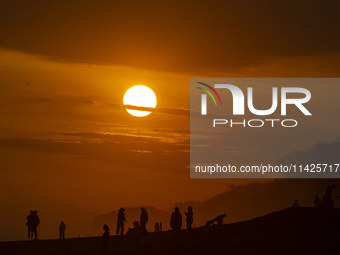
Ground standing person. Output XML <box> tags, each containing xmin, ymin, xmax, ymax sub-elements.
<box><xmin>322</xmin><ymin>184</ymin><xmax>336</xmax><ymax>208</ymax></box>
<box><xmin>102</xmin><ymin>224</ymin><xmax>110</xmax><ymax>254</ymax></box>
<box><xmin>292</xmin><ymin>199</ymin><xmax>300</xmax><ymax>207</ymax></box>
<box><xmin>31</xmin><ymin>211</ymin><xmax>40</xmax><ymax>240</ymax></box>
<box><xmin>185</xmin><ymin>206</ymin><xmax>193</xmax><ymax>230</ymax></box>
<box><xmin>140</xmin><ymin>207</ymin><xmax>148</xmax><ymax>233</ymax></box>
<box><xmin>154</xmin><ymin>222</ymin><xmax>159</xmax><ymax>232</ymax></box>
<box><xmin>170</xmin><ymin>207</ymin><xmax>182</xmax><ymax>231</ymax></box>
<box><xmin>59</xmin><ymin>221</ymin><xmax>66</xmax><ymax>239</ymax></box>
<box><xmin>116</xmin><ymin>208</ymin><xmax>127</xmax><ymax>235</ymax></box>
<box><xmin>26</xmin><ymin>211</ymin><xmax>34</xmax><ymax>240</ymax></box>
<box><xmin>314</xmin><ymin>194</ymin><xmax>322</xmax><ymax>208</ymax></box>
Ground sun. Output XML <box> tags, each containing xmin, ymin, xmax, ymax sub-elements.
<box><xmin>123</xmin><ymin>85</ymin><xmax>157</xmax><ymax>117</ymax></box>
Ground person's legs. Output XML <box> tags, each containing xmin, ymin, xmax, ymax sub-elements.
<box><xmin>187</xmin><ymin>220</ymin><xmax>193</xmax><ymax>230</ymax></box>
<box><xmin>116</xmin><ymin>224</ymin><xmax>120</xmax><ymax>235</ymax></box>
<box><xmin>33</xmin><ymin>228</ymin><xmax>38</xmax><ymax>240</ymax></box>
<box><xmin>120</xmin><ymin>225</ymin><xmax>124</xmax><ymax>235</ymax></box>
<box><xmin>141</xmin><ymin>222</ymin><xmax>146</xmax><ymax>232</ymax></box>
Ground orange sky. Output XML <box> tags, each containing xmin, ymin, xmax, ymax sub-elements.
<box><xmin>0</xmin><ymin>0</ymin><xmax>339</xmax><ymax>241</ymax></box>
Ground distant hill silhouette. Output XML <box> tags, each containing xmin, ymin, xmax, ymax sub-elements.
<box><xmin>91</xmin><ymin>139</ymin><xmax>340</xmax><ymax>233</ymax></box>
<box><xmin>172</xmin><ymin>179</ymin><xmax>340</xmax><ymax>227</ymax></box>
<box><xmin>2</xmin><ymin>207</ymin><xmax>340</xmax><ymax>255</ymax></box>
<box><xmin>93</xmin><ymin>179</ymin><xmax>340</xmax><ymax>233</ymax></box>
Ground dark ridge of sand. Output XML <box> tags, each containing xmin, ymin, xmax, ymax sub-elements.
<box><xmin>1</xmin><ymin>207</ymin><xmax>340</xmax><ymax>255</ymax></box>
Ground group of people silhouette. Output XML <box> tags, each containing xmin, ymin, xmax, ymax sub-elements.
<box><xmin>26</xmin><ymin>210</ymin><xmax>40</xmax><ymax>240</ymax></box>
<box><xmin>101</xmin><ymin>206</ymin><xmax>197</xmax><ymax>253</ymax></box>
<box><xmin>113</xmin><ymin>206</ymin><xmax>193</xmax><ymax>237</ymax></box>
<box><xmin>169</xmin><ymin>206</ymin><xmax>196</xmax><ymax>231</ymax></box>
<box><xmin>26</xmin><ymin>211</ymin><xmax>66</xmax><ymax>240</ymax></box>
<box><xmin>25</xmin><ymin>183</ymin><xmax>337</xmax><ymax>252</ymax></box>
<box><xmin>293</xmin><ymin>184</ymin><xmax>337</xmax><ymax>209</ymax></box>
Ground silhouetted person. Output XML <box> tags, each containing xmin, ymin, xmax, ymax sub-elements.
<box><xmin>154</xmin><ymin>222</ymin><xmax>160</xmax><ymax>232</ymax></box>
<box><xmin>140</xmin><ymin>207</ymin><xmax>148</xmax><ymax>233</ymax></box>
<box><xmin>131</xmin><ymin>221</ymin><xmax>141</xmax><ymax>231</ymax></box>
<box><xmin>170</xmin><ymin>207</ymin><xmax>182</xmax><ymax>231</ymax></box>
<box><xmin>59</xmin><ymin>221</ymin><xmax>66</xmax><ymax>239</ymax></box>
<box><xmin>322</xmin><ymin>184</ymin><xmax>336</xmax><ymax>208</ymax></box>
<box><xmin>116</xmin><ymin>208</ymin><xmax>127</xmax><ymax>235</ymax></box>
<box><xmin>102</xmin><ymin>224</ymin><xmax>110</xmax><ymax>254</ymax></box>
<box><xmin>215</xmin><ymin>213</ymin><xmax>226</xmax><ymax>225</ymax></box>
<box><xmin>26</xmin><ymin>211</ymin><xmax>34</xmax><ymax>240</ymax></box>
<box><xmin>205</xmin><ymin>214</ymin><xmax>227</xmax><ymax>226</ymax></box>
<box><xmin>29</xmin><ymin>211</ymin><xmax>40</xmax><ymax>240</ymax></box>
<box><xmin>185</xmin><ymin>206</ymin><xmax>193</xmax><ymax>230</ymax></box>
<box><xmin>314</xmin><ymin>194</ymin><xmax>322</xmax><ymax>208</ymax></box>
<box><xmin>292</xmin><ymin>199</ymin><xmax>300</xmax><ymax>207</ymax></box>
<box><xmin>127</xmin><ymin>221</ymin><xmax>142</xmax><ymax>235</ymax></box>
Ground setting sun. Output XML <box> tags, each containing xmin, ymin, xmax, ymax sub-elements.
<box><xmin>123</xmin><ymin>85</ymin><xmax>157</xmax><ymax>117</ymax></box>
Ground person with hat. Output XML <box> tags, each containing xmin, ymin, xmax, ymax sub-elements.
<box><xmin>116</xmin><ymin>208</ymin><xmax>127</xmax><ymax>235</ymax></box>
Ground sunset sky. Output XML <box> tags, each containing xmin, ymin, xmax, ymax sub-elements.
<box><xmin>0</xmin><ymin>0</ymin><xmax>339</xmax><ymax>240</ymax></box>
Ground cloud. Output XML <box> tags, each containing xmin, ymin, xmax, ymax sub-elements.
<box><xmin>117</xmin><ymin>104</ymin><xmax>227</xmax><ymax>118</ymax></box>
<box><xmin>277</xmin><ymin>138</ymin><xmax>340</xmax><ymax>165</ymax></box>
<box><xmin>0</xmin><ymin>0</ymin><xmax>338</xmax><ymax>72</ymax></box>
<box><xmin>0</xmin><ymin>134</ymin><xmax>189</xmax><ymax>173</ymax></box>
<box><xmin>122</xmin><ymin>104</ymin><xmax>189</xmax><ymax>116</ymax></box>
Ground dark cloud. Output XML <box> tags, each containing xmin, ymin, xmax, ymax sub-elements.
<box><xmin>116</xmin><ymin>103</ymin><xmax>225</xmax><ymax>117</ymax></box>
<box><xmin>59</xmin><ymin>130</ymin><xmax>189</xmax><ymax>142</ymax></box>
<box><xmin>123</xmin><ymin>104</ymin><xmax>190</xmax><ymax>116</ymax></box>
<box><xmin>278</xmin><ymin>138</ymin><xmax>340</xmax><ymax>165</ymax></box>
<box><xmin>0</xmin><ymin>135</ymin><xmax>188</xmax><ymax>172</ymax></box>
<box><xmin>0</xmin><ymin>0</ymin><xmax>338</xmax><ymax>72</ymax></box>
